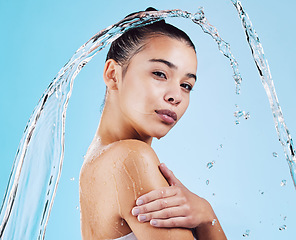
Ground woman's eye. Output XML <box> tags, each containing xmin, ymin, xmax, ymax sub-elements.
<box><xmin>152</xmin><ymin>71</ymin><xmax>167</xmax><ymax>79</ymax></box>
<box><xmin>181</xmin><ymin>83</ymin><xmax>193</xmax><ymax>92</ymax></box>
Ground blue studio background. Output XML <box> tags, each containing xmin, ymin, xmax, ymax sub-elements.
<box><xmin>0</xmin><ymin>0</ymin><xmax>295</xmax><ymax>239</ymax></box>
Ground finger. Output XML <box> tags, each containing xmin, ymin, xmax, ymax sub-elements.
<box><xmin>136</xmin><ymin>187</ymin><xmax>177</xmax><ymax>206</ymax></box>
<box><xmin>137</xmin><ymin>206</ymin><xmax>188</xmax><ymax>223</ymax></box>
<box><xmin>132</xmin><ymin>195</ymin><xmax>184</xmax><ymax>216</ymax></box>
<box><xmin>150</xmin><ymin>217</ymin><xmax>191</xmax><ymax>228</ymax></box>
<box><xmin>159</xmin><ymin>163</ymin><xmax>182</xmax><ymax>186</ymax></box>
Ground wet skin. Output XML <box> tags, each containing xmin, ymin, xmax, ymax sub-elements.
<box><xmin>79</xmin><ymin>36</ymin><xmax>226</xmax><ymax>240</ymax></box>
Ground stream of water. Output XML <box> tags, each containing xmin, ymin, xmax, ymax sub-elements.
<box><xmin>231</xmin><ymin>0</ymin><xmax>296</xmax><ymax>188</ymax></box>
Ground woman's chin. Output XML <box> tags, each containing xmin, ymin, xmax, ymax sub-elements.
<box><xmin>152</xmin><ymin>129</ymin><xmax>170</xmax><ymax>140</ymax></box>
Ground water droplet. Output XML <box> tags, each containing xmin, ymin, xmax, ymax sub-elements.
<box><xmin>244</xmin><ymin>112</ymin><xmax>250</xmax><ymax>120</ymax></box>
<box><xmin>272</xmin><ymin>152</ymin><xmax>278</xmax><ymax>157</ymax></box>
<box><xmin>207</xmin><ymin>161</ymin><xmax>215</xmax><ymax>169</ymax></box>
<box><xmin>70</xmin><ymin>177</ymin><xmax>75</xmax><ymax>181</ymax></box>
<box><xmin>212</xmin><ymin>219</ymin><xmax>217</xmax><ymax>226</ymax></box>
<box><xmin>280</xmin><ymin>180</ymin><xmax>287</xmax><ymax>187</ymax></box>
<box><xmin>76</xmin><ymin>206</ymin><xmax>79</xmax><ymax>210</ymax></box>
<box><xmin>212</xmin><ymin>193</ymin><xmax>215</xmax><ymax>196</ymax></box>
<box><xmin>206</xmin><ymin>180</ymin><xmax>210</xmax><ymax>185</ymax></box>
<box><xmin>234</xmin><ymin>110</ymin><xmax>244</xmax><ymax>118</ymax></box>
<box><xmin>283</xmin><ymin>216</ymin><xmax>287</xmax><ymax>221</ymax></box>
<box><xmin>219</xmin><ymin>144</ymin><xmax>223</xmax><ymax>148</ymax></box>
<box><xmin>234</xmin><ymin>106</ymin><xmax>250</xmax><ymax>124</ymax></box>
<box><xmin>243</xmin><ymin>229</ymin><xmax>250</xmax><ymax>237</ymax></box>
<box><xmin>279</xmin><ymin>225</ymin><xmax>287</xmax><ymax>231</ymax></box>
<box><xmin>259</xmin><ymin>190</ymin><xmax>264</xmax><ymax>195</ymax></box>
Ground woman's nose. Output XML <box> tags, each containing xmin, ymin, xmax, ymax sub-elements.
<box><xmin>164</xmin><ymin>84</ymin><xmax>182</xmax><ymax>105</ymax></box>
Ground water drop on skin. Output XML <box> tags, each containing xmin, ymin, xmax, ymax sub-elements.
<box><xmin>212</xmin><ymin>219</ymin><xmax>217</xmax><ymax>226</ymax></box>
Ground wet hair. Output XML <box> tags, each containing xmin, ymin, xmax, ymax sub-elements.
<box><xmin>106</xmin><ymin>7</ymin><xmax>196</xmax><ymax>76</ymax></box>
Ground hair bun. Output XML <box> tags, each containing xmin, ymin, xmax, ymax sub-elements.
<box><xmin>145</xmin><ymin>7</ymin><xmax>166</xmax><ymax>25</ymax></box>
<box><xmin>145</xmin><ymin>7</ymin><xmax>158</xmax><ymax>11</ymax></box>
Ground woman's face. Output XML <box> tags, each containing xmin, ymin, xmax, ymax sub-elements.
<box><xmin>117</xmin><ymin>35</ymin><xmax>197</xmax><ymax>140</ymax></box>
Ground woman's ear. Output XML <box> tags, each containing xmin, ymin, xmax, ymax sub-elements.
<box><xmin>103</xmin><ymin>59</ymin><xmax>122</xmax><ymax>90</ymax></box>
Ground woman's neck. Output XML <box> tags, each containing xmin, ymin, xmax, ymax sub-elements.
<box><xmin>96</xmin><ymin>104</ymin><xmax>153</xmax><ymax>146</ymax></box>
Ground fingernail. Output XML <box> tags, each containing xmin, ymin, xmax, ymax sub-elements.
<box><xmin>160</xmin><ymin>163</ymin><xmax>166</xmax><ymax>168</ymax></box>
<box><xmin>138</xmin><ymin>215</ymin><xmax>146</xmax><ymax>221</ymax></box>
<box><xmin>132</xmin><ymin>208</ymin><xmax>140</xmax><ymax>216</ymax></box>
<box><xmin>136</xmin><ymin>199</ymin><xmax>143</xmax><ymax>206</ymax></box>
<box><xmin>150</xmin><ymin>219</ymin><xmax>157</xmax><ymax>226</ymax></box>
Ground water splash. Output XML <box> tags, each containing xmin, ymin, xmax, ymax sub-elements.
<box><xmin>231</xmin><ymin>0</ymin><xmax>296</xmax><ymax>188</ymax></box>
<box><xmin>0</xmin><ymin>8</ymin><xmax>242</xmax><ymax>239</ymax></box>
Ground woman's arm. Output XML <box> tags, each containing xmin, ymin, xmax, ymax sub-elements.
<box><xmin>131</xmin><ymin>163</ymin><xmax>227</xmax><ymax>240</ymax></box>
<box><xmin>102</xmin><ymin>140</ymin><xmax>195</xmax><ymax>240</ymax></box>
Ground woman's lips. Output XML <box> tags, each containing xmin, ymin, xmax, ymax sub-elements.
<box><xmin>155</xmin><ymin>109</ymin><xmax>177</xmax><ymax>124</ymax></box>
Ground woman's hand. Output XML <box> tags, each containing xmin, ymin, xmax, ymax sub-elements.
<box><xmin>131</xmin><ymin>163</ymin><xmax>216</xmax><ymax>228</ymax></box>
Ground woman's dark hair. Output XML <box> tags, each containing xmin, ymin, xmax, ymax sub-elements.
<box><xmin>106</xmin><ymin>7</ymin><xmax>196</xmax><ymax>76</ymax></box>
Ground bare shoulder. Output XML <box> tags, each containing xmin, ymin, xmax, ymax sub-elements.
<box><xmin>107</xmin><ymin>139</ymin><xmax>167</xmax><ymax>194</ymax></box>
<box><xmin>80</xmin><ymin>139</ymin><xmax>159</xmax><ymax>181</ymax></box>
<box><xmin>79</xmin><ymin>139</ymin><xmax>163</xmax><ymax>206</ymax></box>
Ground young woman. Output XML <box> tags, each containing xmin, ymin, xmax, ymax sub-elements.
<box><xmin>79</xmin><ymin>8</ymin><xmax>227</xmax><ymax>240</ymax></box>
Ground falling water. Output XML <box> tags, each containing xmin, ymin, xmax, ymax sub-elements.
<box><xmin>0</xmin><ymin>8</ymin><xmax>242</xmax><ymax>239</ymax></box>
<box><xmin>231</xmin><ymin>0</ymin><xmax>296</xmax><ymax>188</ymax></box>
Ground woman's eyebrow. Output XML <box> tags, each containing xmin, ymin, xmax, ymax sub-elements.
<box><xmin>149</xmin><ymin>58</ymin><xmax>197</xmax><ymax>82</ymax></box>
<box><xmin>187</xmin><ymin>73</ymin><xmax>197</xmax><ymax>81</ymax></box>
<box><xmin>149</xmin><ymin>58</ymin><xmax>177</xmax><ymax>69</ymax></box>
